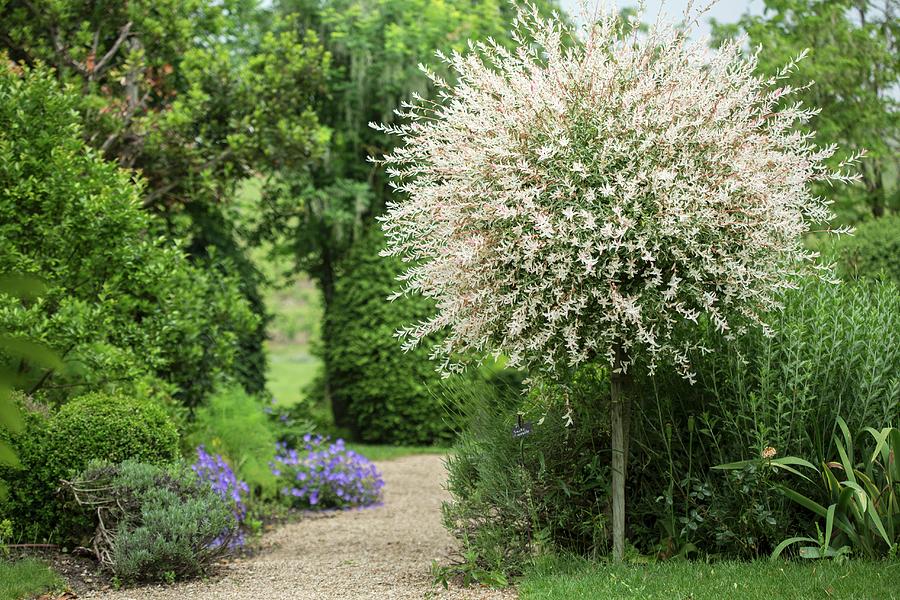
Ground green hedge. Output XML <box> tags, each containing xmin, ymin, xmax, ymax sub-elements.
<box><xmin>0</xmin><ymin>393</ymin><xmax>179</xmax><ymax>543</ymax></box>
<box><xmin>322</xmin><ymin>226</ymin><xmax>453</xmax><ymax>445</ymax></box>
<box><xmin>835</xmin><ymin>215</ymin><xmax>900</xmax><ymax>282</ymax></box>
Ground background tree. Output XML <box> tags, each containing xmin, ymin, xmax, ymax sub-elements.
<box><xmin>713</xmin><ymin>0</ymin><xmax>899</xmax><ymax>221</ymax></box>
<box><xmin>375</xmin><ymin>6</ymin><xmax>858</xmax><ymax>561</ymax></box>
<box><xmin>0</xmin><ymin>0</ymin><xmax>331</xmax><ymax>395</ymax></box>
<box><xmin>256</xmin><ymin>0</ymin><xmax>563</xmax><ymax>426</ymax></box>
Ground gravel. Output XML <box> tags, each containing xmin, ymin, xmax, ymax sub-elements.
<box><xmin>83</xmin><ymin>454</ymin><xmax>515</xmax><ymax>600</ymax></box>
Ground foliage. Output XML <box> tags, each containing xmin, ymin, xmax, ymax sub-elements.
<box><xmin>518</xmin><ymin>554</ymin><xmax>900</xmax><ymax>600</ymax></box>
<box><xmin>321</xmin><ymin>226</ymin><xmax>454</xmax><ymax>443</ymax></box>
<box><xmin>187</xmin><ymin>386</ymin><xmax>278</xmax><ymax>498</ymax></box>
<box><xmin>0</xmin><ymin>558</ymin><xmax>65</xmax><ymax>600</ymax></box>
<box><xmin>270</xmin><ymin>435</ymin><xmax>384</xmax><ymax>509</ymax></box>
<box><xmin>375</xmin><ymin>5</ymin><xmax>857</xmax><ymax>381</ymax></box>
<box><xmin>0</xmin><ymin>276</ymin><xmax>61</xmax><ymax>500</ymax></box>
<box><xmin>66</xmin><ymin>460</ymin><xmax>237</xmax><ymax>583</ymax></box>
<box><xmin>765</xmin><ymin>418</ymin><xmax>900</xmax><ymax>560</ymax></box>
<box><xmin>0</xmin><ymin>392</ymin><xmax>179</xmax><ymax>543</ymax></box>
<box><xmin>713</xmin><ymin>0</ymin><xmax>899</xmax><ymax>220</ymax></box>
<box><xmin>0</xmin><ymin>63</ymin><xmax>259</xmax><ymax>408</ymax></box>
<box><xmin>628</xmin><ymin>278</ymin><xmax>900</xmax><ymax>558</ymax></box>
<box><xmin>442</xmin><ymin>368</ymin><xmax>611</xmax><ymax>577</ymax></box>
<box><xmin>0</xmin><ymin>1</ymin><xmax>334</xmax><ymax>394</ymax></box>
<box><xmin>191</xmin><ymin>446</ymin><xmax>251</xmax><ymax>547</ymax></box>
<box><xmin>831</xmin><ymin>215</ymin><xmax>900</xmax><ymax>283</ymax></box>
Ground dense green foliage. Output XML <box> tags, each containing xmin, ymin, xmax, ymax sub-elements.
<box><xmin>187</xmin><ymin>386</ymin><xmax>278</xmax><ymax>497</ymax></box>
<box><xmin>0</xmin><ymin>64</ymin><xmax>258</xmax><ymax>408</ymax></box>
<box><xmin>0</xmin><ymin>392</ymin><xmax>179</xmax><ymax>543</ymax></box>
<box><xmin>67</xmin><ymin>460</ymin><xmax>236</xmax><ymax>583</ymax></box>
<box><xmin>519</xmin><ymin>555</ymin><xmax>900</xmax><ymax>600</ymax></box>
<box><xmin>446</xmin><ymin>278</ymin><xmax>900</xmax><ymax>570</ymax></box>
<box><xmin>322</xmin><ymin>227</ymin><xmax>453</xmax><ymax>444</ymax></box>
<box><xmin>443</xmin><ymin>368</ymin><xmax>612</xmax><ymax>578</ymax></box>
<box><xmin>627</xmin><ymin>278</ymin><xmax>900</xmax><ymax>559</ymax></box>
<box><xmin>713</xmin><ymin>0</ymin><xmax>898</xmax><ymax>220</ymax></box>
<box><xmin>830</xmin><ymin>215</ymin><xmax>900</xmax><ymax>282</ymax></box>
<box><xmin>0</xmin><ymin>0</ymin><xmax>334</xmax><ymax>395</ymax></box>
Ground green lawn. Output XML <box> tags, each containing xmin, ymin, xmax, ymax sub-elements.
<box><xmin>266</xmin><ymin>343</ymin><xmax>320</xmax><ymax>408</ymax></box>
<box><xmin>0</xmin><ymin>558</ymin><xmax>64</xmax><ymax>600</ymax></box>
<box><xmin>520</xmin><ymin>556</ymin><xmax>900</xmax><ymax>600</ymax></box>
<box><xmin>347</xmin><ymin>444</ymin><xmax>449</xmax><ymax>462</ymax></box>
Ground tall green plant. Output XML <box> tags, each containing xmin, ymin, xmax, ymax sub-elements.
<box><xmin>769</xmin><ymin>418</ymin><xmax>900</xmax><ymax>560</ymax></box>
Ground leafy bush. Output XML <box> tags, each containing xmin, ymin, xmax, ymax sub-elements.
<box><xmin>767</xmin><ymin>418</ymin><xmax>900</xmax><ymax>560</ymax></box>
<box><xmin>443</xmin><ymin>367</ymin><xmax>611</xmax><ymax>577</ymax></box>
<box><xmin>66</xmin><ymin>460</ymin><xmax>236</xmax><ymax>583</ymax></box>
<box><xmin>321</xmin><ymin>226</ymin><xmax>454</xmax><ymax>445</ymax></box>
<box><xmin>270</xmin><ymin>435</ymin><xmax>384</xmax><ymax>509</ymax></box>
<box><xmin>0</xmin><ymin>393</ymin><xmax>178</xmax><ymax>543</ymax></box>
<box><xmin>831</xmin><ymin>215</ymin><xmax>900</xmax><ymax>283</ymax></box>
<box><xmin>0</xmin><ymin>62</ymin><xmax>258</xmax><ymax>408</ymax></box>
<box><xmin>187</xmin><ymin>386</ymin><xmax>278</xmax><ymax>497</ymax></box>
<box><xmin>191</xmin><ymin>446</ymin><xmax>251</xmax><ymax>547</ymax></box>
<box><xmin>628</xmin><ymin>278</ymin><xmax>900</xmax><ymax>558</ymax></box>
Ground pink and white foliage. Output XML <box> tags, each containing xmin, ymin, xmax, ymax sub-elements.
<box><xmin>372</xmin><ymin>2</ymin><xmax>859</xmax><ymax>381</ymax></box>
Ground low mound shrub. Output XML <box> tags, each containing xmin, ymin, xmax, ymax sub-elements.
<box><xmin>270</xmin><ymin>435</ymin><xmax>384</xmax><ymax>509</ymax></box>
<box><xmin>0</xmin><ymin>393</ymin><xmax>178</xmax><ymax>543</ymax></box>
<box><xmin>443</xmin><ymin>366</ymin><xmax>611</xmax><ymax>578</ymax></box>
<box><xmin>66</xmin><ymin>460</ymin><xmax>236</xmax><ymax>583</ymax></box>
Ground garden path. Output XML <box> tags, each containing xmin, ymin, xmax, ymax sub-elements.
<box><xmin>83</xmin><ymin>454</ymin><xmax>514</xmax><ymax>600</ymax></box>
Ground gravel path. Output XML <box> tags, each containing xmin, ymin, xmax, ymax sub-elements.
<box><xmin>84</xmin><ymin>454</ymin><xmax>515</xmax><ymax>600</ymax></box>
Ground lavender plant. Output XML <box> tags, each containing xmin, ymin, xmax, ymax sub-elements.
<box><xmin>270</xmin><ymin>435</ymin><xmax>384</xmax><ymax>509</ymax></box>
<box><xmin>372</xmin><ymin>2</ymin><xmax>859</xmax><ymax>560</ymax></box>
<box><xmin>192</xmin><ymin>446</ymin><xmax>250</xmax><ymax>546</ymax></box>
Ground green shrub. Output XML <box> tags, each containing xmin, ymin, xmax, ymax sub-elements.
<box><xmin>66</xmin><ymin>460</ymin><xmax>236</xmax><ymax>583</ymax></box>
<box><xmin>0</xmin><ymin>393</ymin><xmax>178</xmax><ymax>543</ymax></box>
<box><xmin>443</xmin><ymin>366</ymin><xmax>611</xmax><ymax>578</ymax></box>
<box><xmin>187</xmin><ymin>386</ymin><xmax>278</xmax><ymax>498</ymax></box>
<box><xmin>0</xmin><ymin>63</ymin><xmax>258</xmax><ymax>408</ymax></box>
<box><xmin>833</xmin><ymin>215</ymin><xmax>900</xmax><ymax>282</ymax></box>
<box><xmin>628</xmin><ymin>277</ymin><xmax>900</xmax><ymax>558</ymax></box>
<box><xmin>322</xmin><ymin>226</ymin><xmax>454</xmax><ymax>445</ymax></box>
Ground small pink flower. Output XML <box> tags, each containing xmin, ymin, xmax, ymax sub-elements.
<box><xmin>762</xmin><ymin>446</ymin><xmax>777</xmax><ymax>460</ymax></box>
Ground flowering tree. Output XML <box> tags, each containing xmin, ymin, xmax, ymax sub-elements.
<box><xmin>373</xmin><ymin>2</ymin><xmax>858</xmax><ymax>561</ymax></box>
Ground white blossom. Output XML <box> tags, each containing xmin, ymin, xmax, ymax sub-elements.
<box><xmin>372</xmin><ymin>2</ymin><xmax>859</xmax><ymax>380</ymax></box>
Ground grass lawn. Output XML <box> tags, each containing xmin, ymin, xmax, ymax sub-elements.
<box><xmin>347</xmin><ymin>444</ymin><xmax>449</xmax><ymax>462</ymax></box>
<box><xmin>267</xmin><ymin>342</ymin><xmax>320</xmax><ymax>408</ymax></box>
<box><xmin>0</xmin><ymin>558</ymin><xmax>65</xmax><ymax>600</ymax></box>
<box><xmin>519</xmin><ymin>556</ymin><xmax>900</xmax><ymax>600</ymax></box>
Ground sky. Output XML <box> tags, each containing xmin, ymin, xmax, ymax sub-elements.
<box><xmin>559</xmin><ymin>1</ymin><xmax>766</xmax><ymax>40</ymax></box>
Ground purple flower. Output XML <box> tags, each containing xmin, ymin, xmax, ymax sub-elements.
<box><xmin>270</xmin><ymin>436</ymin><xmax>384</xmax><ymax>511</ymax></box>
<box><xmin>192</xmin><ymin>445</ymin><xmax>250</xmax><ymax>547</ymax></box>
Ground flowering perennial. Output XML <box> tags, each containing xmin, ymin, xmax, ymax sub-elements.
<box><xmin>271</xmin><ymin>435</ymin><xmax>384</xmax><ymax>509</ymax></box>
<box><xmin>192</xmin><ymin>445</ymin><xmax>250</xmax><ymax>546</ymax></box>
<box><xmin>373</xmin><ymin>2</ymin><xmax>859</xmax><ymax>379</ymax></box>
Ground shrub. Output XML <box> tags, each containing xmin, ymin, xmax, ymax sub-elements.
<box><xmin>0</xmin><ymin>393</ymin><xmax>178</xmax><ymax>543</ymax></box>
<box><xmin>191</xmin><ymin>446</ymin><xmax>250</xmax><ymax>547</ymax></box>
<box><xmin>443</xmin><ymin>367</ymin><xmax>611</xmax><ymax>577</ymax></box>
<box><xmin>187</xmin><ymin>386</ymin><xmax>278</xmax><ymax>497</ymax></box>
<box><xmin>0</xmin><ymin>63</ymin><xmax>258</xmax><ymax>408</ymax></box>
<box><xmin>832</xmin><ymin>215</ymin><xmax>900</xmax><ymax>283</ymax></box>
<box><xmin>628</xmin><ymin>277</ymin><xmax>900</xmax><ymax>558</ymax></box>
<box><xmin>66</xmin><ymin>460</ymin><xmax>236</xmax><ymax>583</ymax></box>
<box><xmin>270</xmin><ymin>435</ymin><xmax>384</xmax><ymax>509</ymax></box>
<box><xmin>321</xmin><ymin>225</ymin><xmax>454</xmax><ymax>445</ymax></box>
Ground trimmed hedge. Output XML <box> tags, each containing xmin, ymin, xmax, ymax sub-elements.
<box><xmin>322</xmin><ymin>226</ymin><xmax>452</xmax><ymax>445</ymax></box>
<box><xmin>0</xmin><ymin>393</ymin><xmax>179</xmax><ymax>543</ymax></box>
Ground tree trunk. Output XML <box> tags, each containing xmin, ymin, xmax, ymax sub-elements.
<box><xmin>610</xmin><ymin>346</ymin><xmax>631</xmax><ymax>562</ymax></box>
